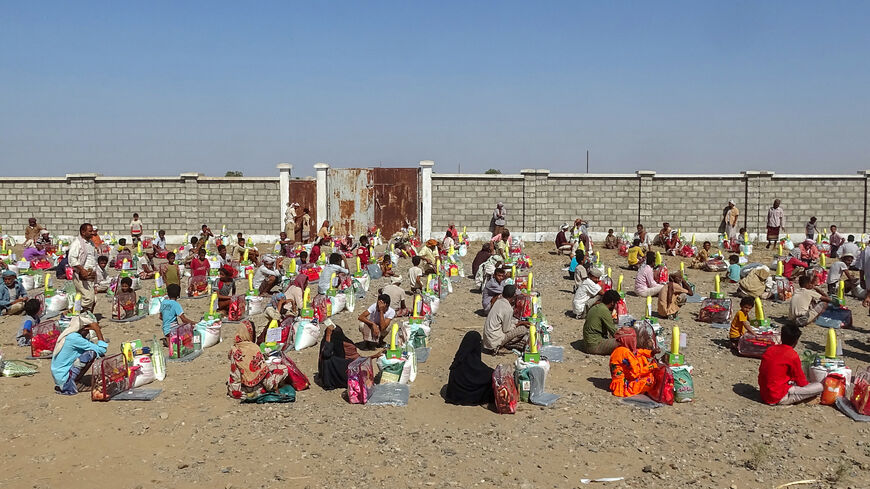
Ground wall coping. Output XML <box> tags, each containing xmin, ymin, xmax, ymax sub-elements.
<box><xmin>432</xmin><ymin>173</ymin><xmax>524</xmax><ymax>180</ymax></box>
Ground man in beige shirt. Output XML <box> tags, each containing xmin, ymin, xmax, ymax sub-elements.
<box><xmin>482</xmin><ymin>285</ymin><xmax>529</xmax><ymax>355</ymax></box>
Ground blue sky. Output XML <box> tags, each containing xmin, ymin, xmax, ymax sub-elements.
<box><xmin>2</xmin><ymin>1</ymin><xmax>868</xmax><ymax>177</ymax></box>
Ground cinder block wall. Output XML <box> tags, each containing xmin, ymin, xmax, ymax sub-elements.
<box><xmin>431</xmin><ymin>170</ymin><xmax>870</xmax><ymax>238</ymax></box>
<box><xmin>0</xmin><ymin>173</ymin><xmax>280</xmax><ymax>238</ymax></box>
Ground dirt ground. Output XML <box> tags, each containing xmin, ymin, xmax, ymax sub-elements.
<box><xmin>1</xmin><ymin>241</ymin><xmax>869</xmax><ymax>489</ymax></box>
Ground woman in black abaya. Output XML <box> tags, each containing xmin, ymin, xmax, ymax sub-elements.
<box><xmin>445</xmin><ymin>331</ymin><xmax>494</xmax><ymax>405</ymax></box>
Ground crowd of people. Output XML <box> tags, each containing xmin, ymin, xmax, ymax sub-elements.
<box><xmin>0</xmin><ymin>197</ymin><xmax>864</xmax><ymax>410</ymax></box>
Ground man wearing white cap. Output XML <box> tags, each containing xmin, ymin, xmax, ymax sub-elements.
<box><xmin>253</xmin><ymin>254</ymin><xmax>283</xmax><ymax>295</ymax></box>
<box><xmin>573</xmin><ymin>267</ymin><xmax>604</xmax><ymax>319</ymax></box>
<box><xmin>719</xmin><ymin>200</ymin><xmax>740</xmax><ymax>241</ymax></box>
<box><xmin>555</xmin><ymin>223</ymin><xmax>573</xmax><ymax>255</ymax></box>
<box><xmin>492</xmin><ymin>202</ymin><xmax>506</xmax><ymax>237</ymax></box>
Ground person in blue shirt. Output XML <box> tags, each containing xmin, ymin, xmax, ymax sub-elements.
<box><xmin>727</xmin><ymin>255</ymin><xmax>742</xmax><ymax>282</ymax></box>
<box><xmin>1</xmin><ymin>270</ymin><xmax>28</xmax><ymax>315</ymax></box>
<box><xmin>51</xmin><ymin>314</ymin><xmax>108</xmax><ymax>395</ymax></box>
<box><xmin>17</xmin><ymin>299</ymin><xmax>42</xmax><ymax>346</ymax></box>
<box><xmin>159</xmin><ymin>283</ymin><xmax>196</xmax><ymax>342</ymax></box>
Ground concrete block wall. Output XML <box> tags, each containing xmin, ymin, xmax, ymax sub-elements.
<box><xmin>430</xmin><ymin>168</ymin><xmax>870</xmax><ymax>241</ymax></box>
<box><xmin>645</xmin><ymin>175</ymin><xmax>745</xmax><ymax>233</ymax></box>
<box><xmin>0</xmin><ymin>173</ymin><xmax>280</xmax><ymax>240</ymax></box>
<box><xmin>431</xmin><ymin>174</ymin><xmax>525</xmax><ymax>233</ymax></box>
<box><xmin>543</xmin><ymin>174</ymin><xmax>639</xmax><ymax>231</ymax></box>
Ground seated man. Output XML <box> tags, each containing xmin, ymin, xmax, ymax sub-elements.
<box><xmin>482</xmin><ymin>285</ymin><xmax>529</xmax><ymax>355</ymax></box>
<box><xmin>358</xmin><ymin>293</ymin><xmax>396</xmax><ymax>349</ymax></box>
<box><xmin>0</xmin><ymin>270</ymin><xmax>28</xmax><ymax>315</ymax></box>
<box><xmin>690</xmin><ymin>241</ymin><xmax>716</xmax><ymax>269</ymax></box>
<box><xmin>798</xmin><ymin>239</ymin><xmax>820</xmax><ymax>265</ymax></box>
<box><xmin>50</xmin><ymin>314</ymin><xmax>108</xmax><ymax>395</ymax></box>
<box><xmin>652</xmin><ymin>222</ymin><xmax>672</xmax><ymax>247</ymax></box>
<box><xmin>759</xmin><ymin>323</ymin><xmax>822</xmax><ymax>405</ymax></box>
<box><xmin>657</xmin><ymin>273</ymin><xmax>690</xmax><ymax>320</ymax></box>
<box><xmin>24</xmin><ymin>217</ymin><xmax>45</xmax><ymax>248</ymax></box>
<box><xmin>573</xmin><ymin>267</ymin><xmax>603</xmax><ymax>319</ymax></box>
<box><xmin>580</xmin><ymin>290</ymin><xmax>621</xmax><ymax>355</ymax></box>
<box><xmin>417</xmin><ymin>239</ymin><xmax>440</xmax><ymax>275</ymax></box>
<box><xmin>827</xmin><ymin>253</ymin><xmax>857</xmax><ymax>295</ymax></box>
<box><xmin>481</xmin><ymin>267</ymin><xmax>507</xmax><ymax>314</ymax></box>
<box><xmin>555</xmin><ymin>224</ymin><xmax>573</xmax><ymax>255</ymax></box>
<box><xmin>788</xmin><ymin>274</ymin><xmax>831</xmax><ymax>327</ymax></box>
<box><xmin>626</xmin><ymin>239</ymin><xmax>644</xmax><ymax>271</ymax></box>
<box><xmin>252</xmin><ymin>255</ymin><xmax>283</xmax><ymax>296</ymax></box>
<box><xmin>380</xmin><ymin>278</ymin><xmax>408</xmax><ymax>317</ymax></box>
<box><xmin>318</xmin><ymin>253</ymin><xmax>349</xmax><ymax>295</ymax></box>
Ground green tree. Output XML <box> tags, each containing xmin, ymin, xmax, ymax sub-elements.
<box><xmin>225</xmin><ymin>170</ymin><xmax>243</xmax><ymax>177</ymax></box>
<box><xmin>484</xmin><ymin>168</ymin><xmax>502</xmax><ymax>174</ymax></box>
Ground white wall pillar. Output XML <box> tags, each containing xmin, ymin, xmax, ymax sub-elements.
<box><xmin>277</xmin><ymin>163</ymin><xmax>292</xmax><ymax>229</ymax></box>
<box><xmin>315</xmin><ymin>162</ymin><xmax>330</xmax><ymax>227</ymax></box>
<box><xmin>420</xmin><ymin>160</ymin><xmax>434</xmax><ymax>240</ymax></box>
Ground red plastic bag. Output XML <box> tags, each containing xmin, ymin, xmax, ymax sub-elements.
<box><xmin>30</xmin><ymin>320</ymin><xmax>62</xmax><ymax>358</ymax></box>
<box><xmin>649</xmin><ymin>363</ymin><xmax>674</xmax><ymax>406</ymax></box>
<box><xmin>227</xmin><ymin>295</ymin><xmax>245</xmax><ymax>321</ymax></box>
<box><xmin>513</xmin><ymin>294</ymin><xmax>533</xmax><ymax>319</ymax></box>
<box><xmin>654</xmin><ymin>266</ymin><xmax>669</xmax><ymax>284</ymax></box>
<box><xmin>612</xmin><ymin>298</ymin><xmax>628</xmax><ymax>320</ymax></box>
<box><xmin>492</xmin><ymin>364</ymin><xmax>518</xmax><ymax>414</ymax></box>
<box><xmin>618</xmin><ymin>243</ymin><xmax>628</xmax><ymax>257</ymax></box>
<box><xmin>679</xmin><ymin>245</ymin><xmax>695</xmax><ymax>257</ymax></box>
<box><xmin>91</xmin><ymin>353</ymin><xmax>129</xmax><ymax>402</ymax></box>
<box><xmin>302</xmin><ymin>267</ymin><xmax>321</xmax><ymax>281</ymax></box>
<box><xmin>280</xmin><ymin>353</ymin><xmax>310</xmax><ymax>391</ymax></box>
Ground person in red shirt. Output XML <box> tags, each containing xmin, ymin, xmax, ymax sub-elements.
<box><xmin>758</xmin><ymin>324</ymin><xmax>822</xmax><ymax>405</ymax></box>
<box><xmin>356</xmin><ymin>236</ymin><xmax>371</xmax><ymax>266</ymax></box>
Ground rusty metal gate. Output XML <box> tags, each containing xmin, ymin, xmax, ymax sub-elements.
<box><xmin>326</xmin><ymin>167</ymin><xmax>419</xmax><ymax>238</ymax></box>
<box><xmin>288</xmin><ymin>178</ymin><xmax>316</xmax><ymax>241</ymax></box>
<box><xmin>373</xmin><ymin>167</ymin><xmax>418</xmax><ymax>237</ymax></box>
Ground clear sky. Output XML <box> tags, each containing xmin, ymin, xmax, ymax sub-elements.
<box><xmin>2</xmin><ymin>1</ymin><xmax>868</xmax><ymax>177</ymax></box>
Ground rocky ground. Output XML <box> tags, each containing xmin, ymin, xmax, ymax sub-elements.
<box><xmin>1</xmin><ymin>242</ymin><xmax>869</xmax><ymax>489</ymax></box>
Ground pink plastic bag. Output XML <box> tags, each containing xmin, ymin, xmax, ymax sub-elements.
<box><xmin>347</xmin><ymin>357</ymin><xmax>374</xmax><ymax>404</ymax></box>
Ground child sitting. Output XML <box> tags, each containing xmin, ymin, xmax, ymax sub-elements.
<box><xmin>17</xmin><ymin>298</ymin><xmax>41</xmax><ymax>346</ymax></box>
<box><xmin>379</xmin><ymin>254</ymin><xmax>395</xmax><ymax>278</ymax></box>
<box><xmin>408</xmin><ymin>256</ymin><xmax>423</xmax><ymax>294</ymax></box>
<box><xmin>788</xmin><ymin>274</ymin><xmax>831</xmax><ymax>327</ymax></box>
<box><xmin>159</xmin><ymin>284</ymin><xmax>196</xmax><ymax>344</ymax></box>
<box><xmin>691</xmin><ymin>241</ymin><xmax>715</xmax><ymax>268</ymax></box>
<box><xmin>758</xmin><ymin>323</ymin><xmax>822</xmax><ymax>405</ymax></box>
<box><xmin>729</xmin><ymin>297</ymin><xmax>760</xmax><ymax>350</ymax></box>
<box><xmin>603</xmin><ymin>229</ymin><xmax>618</xmax><ymax>249</ymax></box>
<box><xmin>114</xmin><ymin>277</ymin><xmax>139</xmax><ymax>319</ymax></box>
<box><xmin>216</xmin><ymin>265</ymin><xmax>237</xmax><ymax>313</ymax></box>
<box><xmin>160</xmin><ymin>252</ymin><xmax>182</xmax><ymax>289</ymax></box>
<box><xmin>726</xmin><ymin>255</ymin><xmax>741</xmax><ymax>282</ymax></box>
<box><xmin>297</xmin><ymin>251</ymin><xmax>312</xmax><ymax>270</ymax></box>
<box><xmin>626</xmin><ymin>239</ymin><xmax>644</xmax><ymax>270</ymax></box>
<box><xmin>95</xmin><ymin>255</ymin><xmax>111</xmax><ymax>293</ymax></box>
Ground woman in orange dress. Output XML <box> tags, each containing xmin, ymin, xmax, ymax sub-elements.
<box><xmin>609</xmin><ymin>327</ymin><xmax>656</xmax><ymax>397</ymax></box>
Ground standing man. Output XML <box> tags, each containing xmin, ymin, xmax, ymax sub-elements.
<box><xmin>24</xmin><ymin>218</ymin><xmax>45</xmax><ymax>248</ymax></box>
<box><xmin>492</xmin><ymin>202</ymin><xmax>506</xmax><ymax>237</ymax></box>
<box><xmin>720</xmin><ymin>200</ymin><xmax>740</xmax><ymax>241</ymax></box>
<box><xmin>68</xmin><ymin>223</ymin><xmax>98</xmax><ymax>313</ymax></box>
<box><xmin>766</xmin><ymin>199</ymin><xmax>785</xmax><ymax>249</ymax></box>
<box><xmin>285</xmin><ymin>202</ymin><xmax>298</xmax><ymax>241</ymax></box>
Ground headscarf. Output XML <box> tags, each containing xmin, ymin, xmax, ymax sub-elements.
<box><xmin>269</xmin><ymin>292</ymin><xmax>286</xmax><ymax>310</ymax></box>
<box><xmin>614</xmin><ymin>326</ymin><xmax>638</xmax><ymax>354</ymax></box>
<box><xmin>317</xmin><ymin>325</ymin><xmax>354</xmax><ymax>390</ymax></box>
<box><xmin>738</xmin><ymin>267</ymin><xmax>771</xmax><ymax>298</ymax></box>
<box><xmin>2</xmin><ymin>270</ymin><xmax>15</xmax><ymax>278</ymax></box>
<box><xmin>292</xmin><ymin>273</ymin><xmax>309</xmax><ymax>289</ymax></box>
<box><xmin>309</xmin><ymin>244</ymin><xmax>321</xmax><ymax>263</ymax></box>
<box><xmin>229</xmin><ymin>322</ymin><xmax>268</xmax><ymax>387</ymax></box>
<box><xmin>262</xmin><ymin>254</ymin><xmax>276</xmax><ymax>265</ymax></box>
<box><xmin>445</xmin><ymin>331</ymin><xmax>494</xmax><ymax>405</ymax></box>
<box><xmin>52</xmin><ymin>313</ymin><xmax>96</xmax><ymax>358</ymax></box>
<box><xmin>426</xmin><ymin>239</ymin><xmax>438</xmax><ymax>247</ymax></box>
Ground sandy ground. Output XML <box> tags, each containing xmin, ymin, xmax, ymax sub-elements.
<box><xmin>1</xmin><ymin>242</ymin><xmax>869</xmax><ymax>489</ymax></box>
